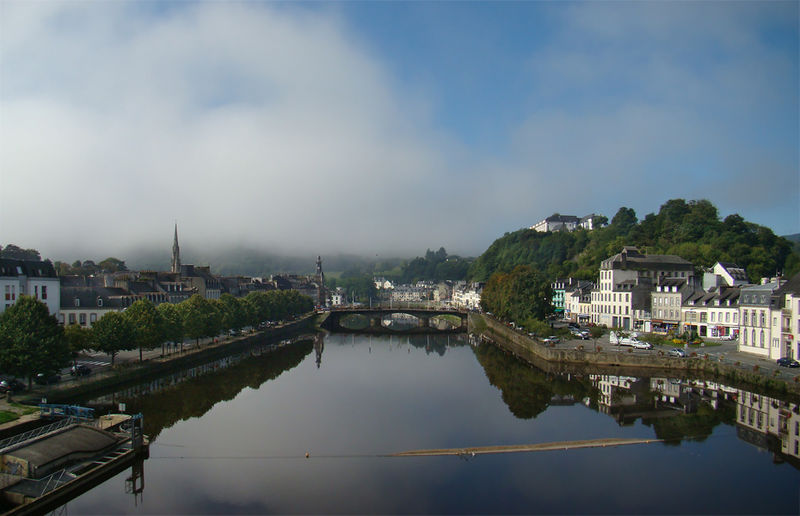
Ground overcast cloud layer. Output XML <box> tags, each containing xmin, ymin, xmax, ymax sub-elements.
<box><xmin>1</xmin><ymin>2</ymin><xmax>797</xmax><ymax>262</ymax></box>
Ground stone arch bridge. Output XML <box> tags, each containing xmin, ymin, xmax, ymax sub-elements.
<box><xmin>321</xmin><ymin>307</ymin><xmax>468</xmax><ymax>334</ymax></box>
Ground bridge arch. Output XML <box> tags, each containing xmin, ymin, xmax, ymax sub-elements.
<box><xmin>322</xmin><ymin>308</ymin><xmax>468</xmax><ymax>335</ymax></box>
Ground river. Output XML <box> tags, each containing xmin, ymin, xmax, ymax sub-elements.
<box><xmin>61</xmin><ymin>332</ymin><xmax>799</xmax><ymax>514</ymax></box>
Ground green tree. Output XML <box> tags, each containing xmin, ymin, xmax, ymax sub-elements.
<box><xmin>179</xmin><ymin>295</ymin><xmax>217</xmax><ymax>347</ymax></box>
<box><xmin>480</xmin><ymin>265</ymin><xmax>553</xmax><ymax>323</ymax></box>
<box><xmin>64</xmin><ymin>324</ymin><xmax>92</xmax><ymax>367</ymax></box>
<box><xmin>91</xmin><ymin>311</ymin><xmax>134</xmax><ymax>366</ymax></box>
<box><xmin>0</xmin><ymin>244</ymin><xmax>41</xmax><ymax>261</ymax></box>
<box><xmin>589</xmin><ymin>326</ymin><xmax>606</xmax><ymax>352</ymax></box>
<box><xmin>219</xmin><ymin>294</ymin><xmax>247</xmax><ymax>332</ymax></box>
<box><xmin>0</xmin><ymin>296</ymin><xmax>70</xmax><ymax>388</ymax></box>
<box><xmin>97</xmin><ymin>257</ymin><xmax>128</xmax><ymax>272</ymax></box>
<box><xmin>157</xmin><ymin>302</ymin><xmax>184</xmax><ymax>355</ymax></box>
<box><xmin>124</xmin><ymin>299</ymin><xmax>165</xmax><ymax>362</ymax></box>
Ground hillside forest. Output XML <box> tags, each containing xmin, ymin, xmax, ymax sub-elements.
<box><xmin>468</xmin><ymin>199</ymin><xmax>799</xmax><ymax>284</ymax></box>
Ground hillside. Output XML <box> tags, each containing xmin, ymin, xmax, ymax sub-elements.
<box><xmin>469</xmin><ymin>199</ymin><xmax>799</xmax><ymax>283</ymax></box>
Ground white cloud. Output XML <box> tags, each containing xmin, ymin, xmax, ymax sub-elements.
<box><xmin>1</xmin><ymin>2</ymin><xmax>796</xmax><ymax>266</ymax></box>
<box><xmin>0</xmin><ymin>2</ymin><xmax>475</xmax><ymax>261</ymax></box>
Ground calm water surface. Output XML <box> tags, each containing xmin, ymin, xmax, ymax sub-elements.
<box><xmin>64</xmin><ymin>333</ymin><xmax>799</xmax><ymax>514</ymax></box>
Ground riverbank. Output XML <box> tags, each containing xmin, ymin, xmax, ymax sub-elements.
<box><xmin>471</xmin><ymin>313</ymin><xmax>800</xmax><ymax>399</ymax></box>
<box><xmin>5</xmin><ymin>313</ymin><xmax>318</xmax><ymax>415</ymax></box>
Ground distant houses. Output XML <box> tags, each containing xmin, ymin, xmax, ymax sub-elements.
<box><xmin>530</xmin><ymin>213</ymin><xmax>606</xmax><ymax>233</ymax></box>
<box><xmin>0</xmin><ymin>226</ymin><xmax>325</xmax><ymax>328</ymax></box>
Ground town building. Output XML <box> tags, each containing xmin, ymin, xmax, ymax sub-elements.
<box><xmin>58</xmin><ymin>286</ymin><xmax>130</xmax><ymax>327</ymax></box>
<box><xmin>451</xmin><ymin>282</ymin><xmax>482</xmax><ymax>311</ymax></box>
<box><xmin>374</xmin><ymin>277</ymin><xmax>394</xmax><ymax>290</ymax></box>
<box><xmin>737</xmin><ymin>281</ymin><xmax>783</xmax><ymax>359</ymax></box>
<box><xmin>531</xmin><ymin>213</ymin><xmax>605</xmax><ymax>233</ymax></box>
<box><xmin>651</xmin><ymin>278</ymin><xmax>695</xmax><ymax>334</ymax></box>
<box><xmin>530</xmin><ymin>214</ymin><xmax>580</xmax><ymax>232</ymax></box>
<box><xmin>774</xmin><ymin>272</ymin><xmax>800</xmax><ymax>360</ymax></box>
<box><xmin>591</xmin><ymin>247</ymin><xmax>694</xmax><ymax>331</ymax></box>
<box><xmin>682</xmin><ymin>287</ymin><xmax>740</xmax><ymax>339</ymax></box>
<box><xmin>564</xmin><ymin>282</ymin><xmax>594</xmax><ymax>324</ymax></box>
<box><xmin>703</xmin><ymin>262</ymin><xmax>749</xmax><ymax>290</ymax></box>
<box><xmin>329</xmin><ymin>287</ymin><xmax>346</xmax><ymax>307</ymax></box>
<box><xmin>0</xmin><ymin>259</ymin><xmax>60</xmax><ymax>316</ymax></box>
<box><xmin>180</xmin><ymin>265</ymin><xmax>221</xmax><ymax>300</ymax></box>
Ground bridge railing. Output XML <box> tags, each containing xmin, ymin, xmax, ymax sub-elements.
<box><xmin>328</xmin><ymin>305</ymin><xmax>467</xmax><ymax>313</ymax></box>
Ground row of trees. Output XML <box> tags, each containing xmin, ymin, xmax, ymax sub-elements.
<box><xmin>0</xmin><ymin>290</ymin><xmax>315</xmax><ymax>387</ymax></box>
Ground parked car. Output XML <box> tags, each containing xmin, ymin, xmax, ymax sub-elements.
<box><xmin>668</xmin><ymin>348</ymin><xmax>686</xmax><ymax>358</ymax></box>
<box><xmin>609</xmin><ymin>331</ymin><xmax>644</xmax><ymax>347</ymax></box>
<box><xmin>70</xmin><ymin>364</ymin><xmax>91</xmax><ymax>376</ymax></box>
<box><xmin>0</xmin><ymin>379</ymin><xmax>26</xmax><ymax>393</ymax></box>
<box><xmin>34</xmin><ymin>373</ymin><xmax>61</xmax><ymax>385</ymax></box>
<box><xmin>630</xmin><ymin>340</ymin><xmax>653</xmax><ymax>350</ymax></box>
<box><xmin>568</xmin><ymin>322</ymin><xmax>580</xmax><ymax>329</ymax></box>
<box><xmin>776</xmin><ymin>357</ymin><xmax>800</xmax><ymax>368</ymax></box>
<box><xmin>543</xmin><ymin>336</ymin><xmax>560</xmax><ymax>345</ymax></box>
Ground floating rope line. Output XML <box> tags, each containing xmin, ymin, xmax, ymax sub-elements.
<box><xmin>149</xmin><ymin>437</ymin><xmax>663</xmax><ymax>460</ymax></box>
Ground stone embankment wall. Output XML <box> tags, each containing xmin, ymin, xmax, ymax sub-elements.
<box><xmin>472</xmin><ymin>314</ymin><xmax>800</xmax><ymax>399</ymax></box>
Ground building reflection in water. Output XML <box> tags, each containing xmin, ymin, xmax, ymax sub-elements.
<box><xmin>588</xmin><ymin>373</ymin><xmax>800</xmax><ymax>467</ymax></box>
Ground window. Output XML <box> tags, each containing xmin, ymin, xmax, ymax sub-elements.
<box><xmin>711</xmin><ymin>312</ymin><xmax>715</xmax><ymax>323</ymax></box>
<box><xmin>59</xmin><ymin>314</ymin><xmax>65</xmax><ymax>324</ymax></box>
<box><xmin>726</xmin><ymin>312</ymin><xmax>730</xmax><ymax>323</ymax></box>
<box><xmin>68</xmin><ymin>313</ymin><xmax>76</xmax><ymax>324</ymax></box>
<box><xmin>760</xmin><ymin>330</ymin><xmax>765</xmax><ymax>347</ymax></box>
<box><xmin>3</xmin><ymin>285</ymin><xmax>8</xmax><ymax>301</ymax></box>
<box><xmin>733</xmin><ymin>313</ymin><xmax>737</xmax><ymax>323</ymax></box>
<box><xmin>795</xmin><ymin>421</ymin><xmax>798</xmax><ymax>436</ymax></box>
<box><xmin>744</xmin><ymin>310</ymin><xmax>749</xmax><ymax>325</ymax></box>
<box><xmin>41</xmin><ymin>285</ymin><xmax>47</xmax><ymax>300</ymax></box>
<box><xmin>90</xmin><ymin>313</ymin><xmax>97</xmax><ymax>324</ymax></box>
<box><xmin>760</xmin><ymin>312</ymin><xmax>765</xmax><ymax>327</ymax></box>
<box><xmin>752</xmin><ymin>329</ymin><xmax>756</xmax><ymax>346</ymax></box>
<box><xmin>34</xmin><ymin>285</ymin><xmax>38</xmax><ymax>298</ymax></box>
<box><xmin>79</xmin><ymin>313</ymin><xmax>86</xmax><ymax>325</ymax></box>
<box><xmin>742</xmin><ymin>331</ymin><xmax>747</xmax><ymax>345</ymax></box>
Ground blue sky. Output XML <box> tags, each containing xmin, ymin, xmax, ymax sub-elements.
<box><xmin>0</xmin><ymin>1</ymin><xmax>797</xmax><ymax>260</ymax></box>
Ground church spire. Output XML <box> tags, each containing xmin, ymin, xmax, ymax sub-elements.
<box><xmin>171</xmin><ymin>223</ymin><xmax>181</xmax><ymax>274</ymax></box>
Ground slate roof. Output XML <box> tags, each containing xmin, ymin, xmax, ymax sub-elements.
<box><xmin>601</xmin><ymin>247</ymin><xmax>693</xmax><ymax>271</ymax></box>
<box><xmin>59</xmin><ymin>275</ymin><xmax>106</xmax><ymax>288</ymax></box>
<box><xmin>0</xmin><ymin>259</ymin><xmax>57</xmax><ymax>278</ymax></box>
<box><xmin>60</xmin><ymin>286</ymin><xmax>130</xmax><ymax>309</ymax></box>
<box><xmin>776</xmin><ymin>272</ymin><xmax>800</xmax><ymax>297</ymax></box>
<box><xmin>545</xmin><ymin>214</ymin><xmax>579</xmax><ymax>223</ymax></box>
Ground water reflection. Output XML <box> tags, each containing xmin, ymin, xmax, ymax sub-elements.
<box><xmin>61</xmin><ymin>332</ymin><xmax>800</xmax><ymax>514</ymax></box>
<box><xmin>81</xmin><ymin>337</ymin><xmax>315</xmax><ymax>440</ymax></box>
<box><xmin>472</xmin><ymin>342</ymin><xmax>594</xmax><ymax>419</ymax></box>
<box><xmin>473</xmin><ymin>341</ymin><xmax>799</xmax><ymax>468</ymax></box>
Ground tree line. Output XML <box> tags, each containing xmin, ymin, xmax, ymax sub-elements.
<box><xmin>0</xmin><ymin>290</ymin><xmax>314</xmax><ymax>388</ymax></box>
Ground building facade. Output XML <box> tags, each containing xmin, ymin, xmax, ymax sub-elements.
<box><xmin>0</xmin><ymin>259</ymin><xmax>60</xmax><ymax>315</ymax></box>
<box><xmin>591</xmin><ymin>247</ymin><xmax>694</xmax><ymax>331</ymax></box>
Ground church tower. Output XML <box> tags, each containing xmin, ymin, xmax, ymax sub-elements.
<box><xmin>316</xmin><ymin>255</ymin><xmax>325</xmax><ymax>306</ymax></box>
<box><xmin>171</xmin><ymin>224</ymin><xmax>181</xmax><ymax>274</ymax></box>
